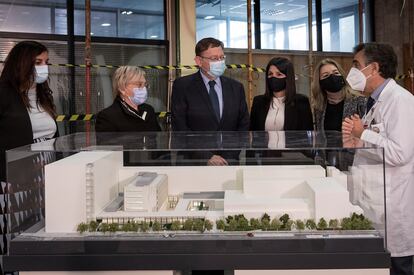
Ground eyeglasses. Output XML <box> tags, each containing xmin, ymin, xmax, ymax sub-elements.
<box><xmin>199</xmin><ymin>55</ymin><xmax>226</xmax><ymax>62</ymax></box>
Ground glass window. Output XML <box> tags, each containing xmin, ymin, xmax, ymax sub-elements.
<box><xmin>0</xmin><ymin>1</ymin><xmax>67</xmax><ymax>34</ymax></box>
<box><xmin>196</xmin><ymin>18</ymin><xmax>227</xmax><ymax>45</ymax></box>
<box><xmin>260</xmin><ymin>0</ymin><xmax>312</xmax><ymax>50</ymax></box>
<box><xmin>322</xmin><ymin>0</ymin><xmax>359</xmax><ymax>52</ymax></box>
<box><xmin>339</xmin><ymin>15</ymin><xmax>355</xmax><ymax>52</ymax></box>
<box><xmin>74</xmin><ymin>9</ymin><xmax>117</xmax><ymax>37</ymax></box>
<box><xmin>288</xmin><ymin>23</ymin><xmax>307</xmax><ymax>51</ymax></box>
<box><xmin>74</xmin><ymin>0</ymin><xmax>165</xmax><ymax>39</ymax></box>
<box><xmin>196</xmin><ymin>0</ymin><xmax>255</xmax><ymax>48</ymax></box>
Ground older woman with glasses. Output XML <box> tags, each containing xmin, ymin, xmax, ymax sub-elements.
<box><xmin>95</xmin><ymin>65</ymin><xmax>161</xmax><ymax>132</ymax></box>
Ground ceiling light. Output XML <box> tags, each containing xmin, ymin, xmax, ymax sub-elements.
<box><xmin>204</xmin><ymin>15</ymin><xmax>215</xmax><ymax>20</ymax></box>
<box><xmin>150</xmin><ymin>35</ymin><xmax>158</xmax><ymax>38</ymax></box>
<box><xmin>101</xmin><ymin>23</ymin><xmax>111</xmax><ymax>27</ymax></box>
<box><xmin>121</xmin><ymin>10</ymin><xmax>133</xmax><ymax>15</ymax></box>
<box><xmin>262</xmin><ymin>9</ymin><xmax>285</xmax><ymax>16</ymax></box>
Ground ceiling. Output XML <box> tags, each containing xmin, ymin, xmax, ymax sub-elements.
<box><xmin>196</xmin><ymin>0</ymin><xmax>359</xmax><ymax>21</ymax></box>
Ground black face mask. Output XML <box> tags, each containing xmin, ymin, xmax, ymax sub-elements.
<box><xmin>268</xmin><ymin>77</ymin><xmax>286</xmax><ymax>93</ymax></box>
<box><xmin>319</xmin><ymin>74</ymin><xmax>345</xmax><ymax>93</ymax></box>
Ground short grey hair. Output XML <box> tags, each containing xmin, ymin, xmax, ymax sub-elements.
<box><xmin>112</xmin><ymin>66</ymin><xmax>146</xmax><ymax>97</ymax></box>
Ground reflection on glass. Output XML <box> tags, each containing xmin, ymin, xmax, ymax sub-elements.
<box><xmin>322</xmin><ymin>0</ymin><xmax>359</xmax><ymax>52</ymax></box>
<box><xmin>196</xmin><ymin>0</ymin><xmax>255</xmax><ymax>48</ymax></box>
<box><xmin>73</xmin><ymin>0</ymin><xmax>165</xmax><ymax>39</ymax></box>
<box><xmin>0</xmin><ymin>2</ymin><xmax>66</xmax><ymax>34</ymax></box>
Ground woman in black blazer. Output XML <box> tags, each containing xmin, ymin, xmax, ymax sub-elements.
<box><xmin>95</xmin><ymin>66</ymin><xmax>161</xmax><ymax>132</ymax></box>
<box><xmin>250</xmin><ymin>57</ymin><xmax>313</xmax><ymax>131</ymax></box>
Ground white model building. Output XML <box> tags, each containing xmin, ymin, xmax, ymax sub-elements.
<box><xmin>124</xmin><ymin>172</ymin><xmax>168</xmax><ymax>212</ymax></box>
<box><xmin>224</xmin><ymin>167</ymin><xmax>362</xmax><ymax>220</ymax></box>
<box><xmin>44</xmin><ymin>151</ymin><xmax>366</xmax><ymax>233</ymax></box>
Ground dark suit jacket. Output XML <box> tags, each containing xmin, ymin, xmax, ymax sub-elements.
<box><xmin>0</xmin><ymin>81</ymin><xmax>34</xmax><ymax>181</ymax></box>
<box><xmin>249</xmin><ymin>94</ymin><xmax>314</xmax><ymax>131</ymax></box>
<box><xmin>171</xmin><ymin>71</ymin><xmax>249</xmax><ymax>131</ymax></box>
<box><xmin>95</xmin><ymin>97</ymin><xmax>161</xmax><ymax>132</ymax></box>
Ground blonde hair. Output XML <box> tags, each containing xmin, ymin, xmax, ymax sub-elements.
<box><xmin>112</xmin><ymin>66</ymin><xmax>146</xmax><ymax>97</ymax></box>
<box><xmin>311</xmin><ymin>58</ymin><xmax>359</xmax><ymax>112</ymax></box>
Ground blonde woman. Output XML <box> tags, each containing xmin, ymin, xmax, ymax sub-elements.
<box><xmin>95</xmin><ymin>66</ymin><xmax>160</xmax><ymax>132</ymax></box>
<box><xmin>311</xmin><ymin>58</ymin><xmax>366</xmax><ymax>131</ymax></box>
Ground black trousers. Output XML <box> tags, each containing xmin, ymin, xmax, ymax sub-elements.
<box><xmin>391</xmin><ymin>256</ymin><xmax>413</xmax><ymax>275</ymax></box>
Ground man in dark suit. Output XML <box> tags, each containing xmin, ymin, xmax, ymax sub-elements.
<box><xmin>172</xmin><ymin>37</ymin><xmax>249</xmax><ymax>165</ymax></box>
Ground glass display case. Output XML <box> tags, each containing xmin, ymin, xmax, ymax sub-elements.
<box><xmin>2</xmin><ymin>131</ymin><xmax>389</xmax><ymax>272</ymax></box>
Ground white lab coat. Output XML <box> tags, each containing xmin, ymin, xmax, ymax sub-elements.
<box><xmin>356</xmin><ymin>79</ymin><xmax>414</xmax><ymax>257</ymax></box>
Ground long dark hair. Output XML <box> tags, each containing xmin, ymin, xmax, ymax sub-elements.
<box><xmin>0</xmin><ymin>40</ymin><xmax>56</xmax><ymax>117</ymax></box>
<box><xmin>264</xmin><ymin>57</ymin><xmax>296</xmax><ymax>108</ymax></box>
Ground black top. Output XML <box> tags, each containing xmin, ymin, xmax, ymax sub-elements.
<box><xmin>0</xmin><ymin>81</ymin><xmax>33</xmax><ymax>181</ymax></box>
<box><xmin>95</xmin><ymin>97</ymin><xmax>161</xmax><ymax>132</ymax></box>
<box><xmin>249</xmin><ymin>94</ymin><xmax>314</xmax><ymax>131</ymax></box>
<box><xmin>171</xmin><ymin>71</ymin><xmax>249</xmax><ymax>131</ymax></box>
<box><xmin>324</xmin><ymin>100</ymin><xmax>344</xmax><ymax>131</ymax></box>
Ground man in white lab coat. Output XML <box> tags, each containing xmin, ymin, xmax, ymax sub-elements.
<box><xmin>342</xmin><ymin>42</ymin><xmax>414</xmax><ymax>275</ymax></box>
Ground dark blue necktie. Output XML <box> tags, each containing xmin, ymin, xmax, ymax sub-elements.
<box><xmin>208</xmin><ymin>80</ymin><xmax>220</xmax><ymax>120</ymax></box>
<box><xmin>366</xmin><ymin>97</ymin><xmax>375</xmax><ymax>113</ymax></box>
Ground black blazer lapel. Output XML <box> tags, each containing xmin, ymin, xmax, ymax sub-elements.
<box><xmin>194</xmin><ymin>71</ymin><xmax>219</xmax><ymax>124</ymax></box>
<box><xmin>284</xmin><ymin>101</ymin><xmax>297</xmax><ymax>130</ymax></box>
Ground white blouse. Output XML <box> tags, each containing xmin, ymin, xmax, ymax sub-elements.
<box><xmin>27</xmin><ymin>88</ymin><xmax>57</xmax><ymax>140</ymax></box>
<box><xmin>264</xmin><ymin>96</ymin><xmax>285</xmax><ymax>131</ymax></box>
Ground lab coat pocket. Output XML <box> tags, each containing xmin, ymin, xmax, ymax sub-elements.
<box><xmin>370</xmin><ymin>122</ymin><xmax>385</xmax><ymax>134</ymax></box>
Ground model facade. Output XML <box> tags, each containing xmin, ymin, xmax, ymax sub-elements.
<box><xmin>44</xmin><ymin>151</ymin><xmax>364</xmax><ymax>233</ymax></box>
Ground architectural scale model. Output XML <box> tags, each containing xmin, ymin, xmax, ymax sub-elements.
<box><xmin>44</xmin><ymin>151</ymin><xmax>365</xmax><ymax>233</ymax></box>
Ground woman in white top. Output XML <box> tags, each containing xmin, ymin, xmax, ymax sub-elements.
<box><xmin>249</xmin><ymin>57</ymin><xmax>313</xmax><ymax>131</ymax></box>
<box><xmin>0</xmin><ymin>41</ymin><xmax>57</xmax><ymax>259</ymax></box>
<box><xmin>0</xmin><ymin>40</ymin><xmax>57</xmax><ymax>180</ymax></box>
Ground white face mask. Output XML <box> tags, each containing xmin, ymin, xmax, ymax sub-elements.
<box><xmin>35</xmin><ymin>65</ymin><xmax>48</xmax><ymax>84</ymax></box>
<box><xmin>129</xmin><ymin>87</ymin><xmax>148</xmax><ymax>105</ymax></box>
<box><xmin>207</xmin><ymin>59</ymin><xmax>226</xmax><ymax>78</ymax></box>
<box><xmin>346</xmin><ymin>64</ymin><xmax>371</xmax><ymax>92</ymax></box>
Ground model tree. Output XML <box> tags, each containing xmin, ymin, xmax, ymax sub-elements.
<box><xmin>141</xmin><ymin>221</ymin><xmax>149</xmax><ymax>232</ymax></box>
<box><xmin>261</xmin><ymin>213</ymin><xmax>271</xmax><ymax>223</ymax></box>
<box><xmin>183</xmin><ymin>219</ymin><xmax>194</xmax><ymax>231</ymax></box>
<box><xmin>216</xmin><ymin>219</ymin><xmax>226</xmax><ymax>230</ymax></box>
<box><xmin>100</xmin><ymin>223</ymin><xmax>110</xmax><ymax>233</ymax></box>
<box><xmin>237</xmin><ymin>216</ymin><xmax>249</xmax><ymax>231</ymax></box>
<box><xmin>317</xmin><ymin>218</ymin><xmax>328</xmax><ymax>230</ymax></box>
<box><xmin>171</xmin><ymin>220</ymin><xmax>181</xmax><ymax>231</ymax></box>
<box><xmin>108</xmin><ymin>223</ymin><xmax>119</xmax><ymax>233</ymax></box>
<box><xmin>152</xmin><ymin>221</ymin><xmax>162</xmax><ymax>231</ymax></box>
<box><xmin>329</xmin><ymin>219</ymin><xmax>339</xmax><ymax>229</ymax></box>
<box><xmin>77</xmin><ymin>222</ymin><xmax>88</xmax><ymax>233</ymax></box>
<box><xmin>270</xmin><ymin>218</ymin><xmax>281</xmax><ymax>231</ymax></box>
<box><xmin>295</xmin><ymin>219</ymin><xmax>305</xmax><ymax>230</ymax></box>
<box><xmin>305</xmin><ymin>219</ymin><xmax>317</xmax><ymax>230</ymax></box>
<box><xmin>228</xmin><ymin>219</ymin><xmax>238</xmax><ymax>231</ymax></box>
<box><xmin>89</xmin><ymin>221</ymin><xmax>98</xmax><ymax>232</ymax></box>
<box><xmin>250</xmin><ymin>218</ymin><xmax>260</xmax><ymax>230</ymax></box>
<box><xmin>193</xmin><ymin>219</ymin><xmax>205</xmax><ymax>232</ymax></box>
<box><xmin>279</xmin><ymin>214</ymin><xmax>292</xmax><ymax>230</ymax></box>
<box><xmin>204</xmin><ymin>220</ymin><xmax>213</xmax><ymax>231</ymax></box>
<box><xmin>121</xmin><ymin>222</ymin><xmax>135</xmax><ymax>232</ymax></box>
<box><xmin>261</xmin><ymin>219</ymin><xmax>270</xmax><ymax>231</ymax></box>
